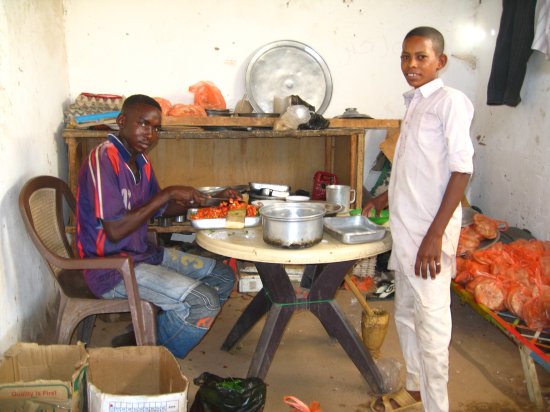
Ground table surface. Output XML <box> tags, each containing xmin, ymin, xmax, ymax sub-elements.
<box><xmin>196</xmin><ymin>226</ymin><xmax>392</xmax><ymax>264</ymax></box>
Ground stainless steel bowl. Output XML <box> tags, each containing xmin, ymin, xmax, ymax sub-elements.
<box><xmin>260</xmin><ymin>202</ymin><xmax>326</xmax><ymax>248</ymax></box>
<box><xmin>196</xmin><ymin>186</ymin><xmax>227</xmax><ymax>195</ymax></box>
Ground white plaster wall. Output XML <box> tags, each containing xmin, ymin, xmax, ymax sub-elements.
<box><xmin>63</xmin><ymin>0</ymin><xmax>478</xmax><ymax>117</ymax></box>
<box><xmin>0</xmin><ymin>0</ymin><xmax>69</xmax><ymax>353</ymax></box>
<box><xmin>469</xmin><ymin>1</ymin><xmax>550</xmax><ymax>240</ymax></box>
<box><xmin>63</xmin><ymin>0</ymin><xmax>481</xmax><ymax>207</ymax></box>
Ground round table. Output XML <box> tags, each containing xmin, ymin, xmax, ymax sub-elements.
<box><xmin>197</xmin><ymin>226</ymin><xmax>392</xmax><ymax>393</ymax></box>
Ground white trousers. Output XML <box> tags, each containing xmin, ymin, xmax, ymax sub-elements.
<box><xmin>394</xmin><ymin>259</ymin><xmax>452</xmax><ymax>412</ymax></box>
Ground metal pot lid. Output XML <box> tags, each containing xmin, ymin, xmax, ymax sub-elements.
<box><xmin>260</xmin><ymin>202</ymin><xmax>326</xmax><ymax>220</ymax></box>
<box><xmin>245</xmin><ymin>40</ymin><xmax>333</xmax><ymax>114</ymax></box>
<box><xmin>336</xmin><ymin>108</ymin><xmax>373</xmax><ymax>119</ymax></box>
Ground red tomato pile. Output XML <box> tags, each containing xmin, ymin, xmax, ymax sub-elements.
<box><xmin>190</xmin><ymin>199</ymin><xmax>258</xmax><ymax>220</ymax></box>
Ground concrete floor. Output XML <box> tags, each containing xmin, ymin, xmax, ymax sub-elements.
<box><xmin>87</xmin><ymin>286</ymin><xmax>550</xmax><ymax>412</ymax></box>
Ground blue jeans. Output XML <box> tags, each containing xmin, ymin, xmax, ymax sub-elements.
<box><xmin>102</xmin><ymin>248</ymin><xmax>235</xmax><ymax>358</ymax></box>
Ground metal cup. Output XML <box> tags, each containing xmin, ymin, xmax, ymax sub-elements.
<box><xmin>326</xmin><ymin>185</ymin><xmax>356</xmax><ymax>214</ymax></box>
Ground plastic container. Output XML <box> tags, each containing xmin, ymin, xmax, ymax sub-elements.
<box><xmin>368</xmin><ymin>209</ymin><xmax>389</xmax><ymax>225</ymax></box>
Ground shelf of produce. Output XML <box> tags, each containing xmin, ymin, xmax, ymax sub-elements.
<box><xmin>452</xmin><ymin>281</ymin><xmax>549</xmax><ymax>409</ymax></box>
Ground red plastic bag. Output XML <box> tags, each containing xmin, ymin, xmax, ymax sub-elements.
<box><xmin>167</xmin><ymin>104</ymin><xmax>206</xmax><ymax>117</ymax></box>
<box><xmin>189</xmin><ymin>81</ymin><xmax>227</xmax><ymax>109</ymax></box>
<box><xmin>153</xmin><ymin>97</ymin><xmax>172</xmax><ymax>116</ymax></box>
<box><xmin>283</xmin><ymin>396</ymin><xmax>322</xmax><ymax>412</ymax></box>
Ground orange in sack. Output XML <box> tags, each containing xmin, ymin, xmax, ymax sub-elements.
<box><xmin>465</xmin><ymin>274</ymin><xmax>494</xmax><ymax>295</ymax></box>
<box><xmin>471</xmin><ymin>242</ymin><xmax>513</xmax><ymax>268</ymax></box>
<box><xmin>499</xmin><ymin>266</ymin><xmax>532</xmax><ymax>288</ymax></box>
<box><xmin>472</xmin><ymin>213</ymin><xmax>508</xmax><ymax>239</ymax></box>
<box><xmin>189</xmin><ymin>81</ymin><xmax>227</xmax><ymax>109</ymax></box>
<box><xmin>522</xmin><ymin>294</ymin><xmax>550</xmax><ymax>329</ymax></box>
<box><xmin>457</xmin><ymin>226</ymin><xmax>483</xmax><ymax>256</ymax></box>
<box><xmin>474</xmin><ymin>278</ymin><xmax>507</xmax><ymax>311</ymax></box>
<box><xmin>455</xmin><ymin>270</ymin><xmax>474</xmax><ymax>285</ymax></box>
<box><xmin>153</xmin><ymin>97</ymin><xmax>172</xmax><ymax>116</ymax></box>
<box><xmin>541</xmin><ymin>255</ymin><xmax>550</xmax><ymax>282</ymax></box>
<box><xmin>505</xmin><ymin>284</ymin><xmax>532</xmax><ymax>318</ymax></box>
<box><xmin>167</xmin><ymin>104</ymin><xmax>207</xmax><ymax>117</ymax></box>
<box><xmin>283</xmin><ymin>396</ymin><xmax>322</xmax><ymax>412</ymax></box>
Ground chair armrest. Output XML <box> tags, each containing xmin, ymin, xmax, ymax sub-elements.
<box><xmin>45</xmin><ymin>254</ymin><xmax>133</xmax><ymax>272</ymax></box>
<box><xmin>50</xmin><ymin>254</ymin><xmax>154</xmax><ymax>346</ymax></box>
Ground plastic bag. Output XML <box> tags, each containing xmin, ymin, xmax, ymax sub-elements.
<box><xmin>190</xmin><ymin>372</ymin><xmax>266</xmax><ymax>412</ymax></box>
<box><xmin>298</xmin><ymin>112</ymin><xmax>330</xmax><ymax>130</ymax></box>
<box><xmin>153</xmin><ymin>97</ymin><xmax>173</xmax><ymax>116</ymax></box>
<box><xmin>375</xmin><ymin>357</ymin><xmax>405</xmax><ymax>393</ymax></box>
<box><xmin>286</xmin><ymin>95</ymin><xmax>329</xmax><ymax>130</ymax></box>
<box><xmin>189</xmin><ymin>81</ymin><xmax>227</xmax><ymax>110</ymax></box>
<box><xmin>273</xmin><ymin>105</ymin><xmax>311</xmax><ymax>131</ymax></box>
<box><xmin>167</xmin><ymin>104</ymin><xmax>207</xmax><ymax>117</ymax></box>
<box><xmin>283</xmin><ymin>396</ymin><xmax>322</xmax><ymax>412</ymax></box>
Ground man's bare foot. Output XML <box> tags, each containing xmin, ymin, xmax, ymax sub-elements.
<box><xmin>371</xmin><ymin>389</ymin><xmax>421</xmax><ymax>411</ymax></box>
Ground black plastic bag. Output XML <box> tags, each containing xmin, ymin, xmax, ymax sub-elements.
<box><xmin>190</xmin><ymin>372</ymin><xmax>267</xmax><ymax>412</ymax></box>
<box><xmin>290</xmin><ymin>95</ymin><xmax>316</xmax><ymax>112</ymax></box>
<box><xmin>288</xmin><ymin>95</ymin><xmax>329</xmax><ymax>130</ymax></box>
<box><xmin>298</xmin><ymin>112</ymin><xmax>330</xmax><ymax>130</ymax></box>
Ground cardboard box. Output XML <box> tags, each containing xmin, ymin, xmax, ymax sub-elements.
<box><xmin>87</xmin><ymin>346</ymin><xmax>188</xmax><ymax>412</ymax></box>
<box><xmin>237</xmin><ymin>261</ymin><xmax>304</xmax><ymax>293</ymax></box>
<box><xmin>0</xmin><ymin>342</ymin><xmax>88</xmax><ymax>412</ymax></box>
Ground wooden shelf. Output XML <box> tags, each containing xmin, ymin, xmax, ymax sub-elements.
<box><xmin>63</xmin><ymin>120</ymin><xmax>400</xmax><ymax>214</ymax></box>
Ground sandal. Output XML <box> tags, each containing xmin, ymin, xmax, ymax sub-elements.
<box><xmin>368</xmin><ymin>280</ymin><xmax>395</xmax><ymax>300</ymax></box>
<box><xmin>370</xmin><ymin>388</ymin><xmax>422</xmax><ymax>411</ymax></box>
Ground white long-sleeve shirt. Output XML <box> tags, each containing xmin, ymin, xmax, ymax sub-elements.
<box><xmin>532</xmin><ymin>0</ymin><xmax>550</xmax><ymax>59</ymax></box>
<box><xmin>388</xmin><ymin>78</ymin><xmax>474</xmax><ymax>276</ymax></box>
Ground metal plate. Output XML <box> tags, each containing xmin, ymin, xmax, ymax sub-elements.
<box><xmin>196</xmin><ymin>185</ymin><xmax>250</xmax><ymax>195</ymax></box>
<box><xmin>323</xmin><ymin>216</ymin><xmax>386</xmax><ymax>244</ymax></box>
<box><xmin>458</xmin><ymin>231</ymin><xmax>501</xmax><ymax>257</ymax></box>
<box><xmin>189</xmin><ymin>213</ymin><xmax>261</xmax><ymax>230</ymax></box>
<box><xmin>245</xmin><ymin>40</ymin><xmax>333</xmax><ymax>114</ymax></box>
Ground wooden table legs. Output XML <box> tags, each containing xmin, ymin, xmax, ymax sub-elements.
<box><xmin>221</xmin><ymin>260</ymin><xmax>386</xmax><ymax>394</ymax></box>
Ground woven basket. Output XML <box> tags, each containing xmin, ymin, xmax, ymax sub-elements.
<box><xmin>352</xmin><ymin>256</ymin><xmax>377</xmax><ymax>278</ymax></box>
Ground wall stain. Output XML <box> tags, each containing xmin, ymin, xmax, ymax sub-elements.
<box><xmin>476</xmin><ymin>134</ymin><xmax>486</xmax><ymax>146</ymax></box>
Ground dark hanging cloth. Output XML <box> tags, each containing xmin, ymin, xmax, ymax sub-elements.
<box><xmin>487</xmin><ymin>0</ymin><xmax>538</xmax><ymax>107</ymax></box>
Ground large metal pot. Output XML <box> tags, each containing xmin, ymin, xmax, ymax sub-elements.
<box><xmin>260</xmin><ymin>203</ymin><xmax>326</xmax><ymax>248</ymax></box>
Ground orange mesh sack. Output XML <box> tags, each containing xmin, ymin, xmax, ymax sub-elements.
<box><xmin>167</xmin><ymin>104</ymin><xmax>207</xmax><ymax>117</ymax></box>
<box><xmin>153</xmin><ymin>97</ymin><xmax>172</xmax><ymax>116</ymax></box>
<box><xmin>189</xmin><ymin>81</ymin><xmax>227</xmax><ymax>109</ymax></box>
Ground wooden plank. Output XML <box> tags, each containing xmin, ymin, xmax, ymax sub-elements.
<box><xmin>150</xmin><ymin>137</ymin><xmax>326</xmax><ymax>191</ymax></box>
<box><xmin>63</xmin><ymin>128</ymin><xmax>366</xmax><ymax>139</ymax></box>
<box><xmin>162</xmin><ymin>115</ymin><xmax>276</xmax><ymax>128</ymax></box>
<box><xmin>519</xmin><ymin>345</ymin><xmax>544</xmax><ymax>409</ymax></box>
<box><xmin>161</xmin><ymin>116</ymin><xmax>400</xmax><ymax>129</ymax></box>
<box><xmin>329</xmin><ymin>118</ymin><xmax>401</xmax><ymax>129</ymax></box>
<box><xmin>355</xmin><ymin>132</ymin><xmax>365</xmax><ymax>208</ymax></box>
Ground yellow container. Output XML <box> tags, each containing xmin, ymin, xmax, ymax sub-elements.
<box><xmin>361</xmin><ymin>309</ymin><xmax>390</xmax><ymax>359</ymax></box>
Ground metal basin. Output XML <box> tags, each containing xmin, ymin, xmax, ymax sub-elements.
<box><xmin>260</xmin><ymin>202</ymin><xmax>326</xmax><ymax>248</ymax></box>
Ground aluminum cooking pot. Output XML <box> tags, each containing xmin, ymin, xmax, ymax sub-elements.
<box><xmin>260</xmin><ymin>202</ymin><xmax>326</xmax><ymax>248</ymax></box>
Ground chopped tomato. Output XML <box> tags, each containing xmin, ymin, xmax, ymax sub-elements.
<box><xmin>190</xmin><ymin>199</ymin><xmax>258</xmax><ymax>220</ymax></box>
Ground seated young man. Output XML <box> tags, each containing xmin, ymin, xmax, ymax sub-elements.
<box><xmin>75</xmin><ymin>94</ymin><xmax>235</xmax><ymax>357</ymax></box>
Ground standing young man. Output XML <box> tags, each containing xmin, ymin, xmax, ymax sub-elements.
<box><xmin>364</xmin><ymin>27</ymin><xmax>475</xmax><ymax>412</ymax></box>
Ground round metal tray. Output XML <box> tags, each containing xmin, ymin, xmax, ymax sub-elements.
<box><xmin>245</xmin><ymin>40</ymin><xmax>333</xmax><ymax>114</ymax></box>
